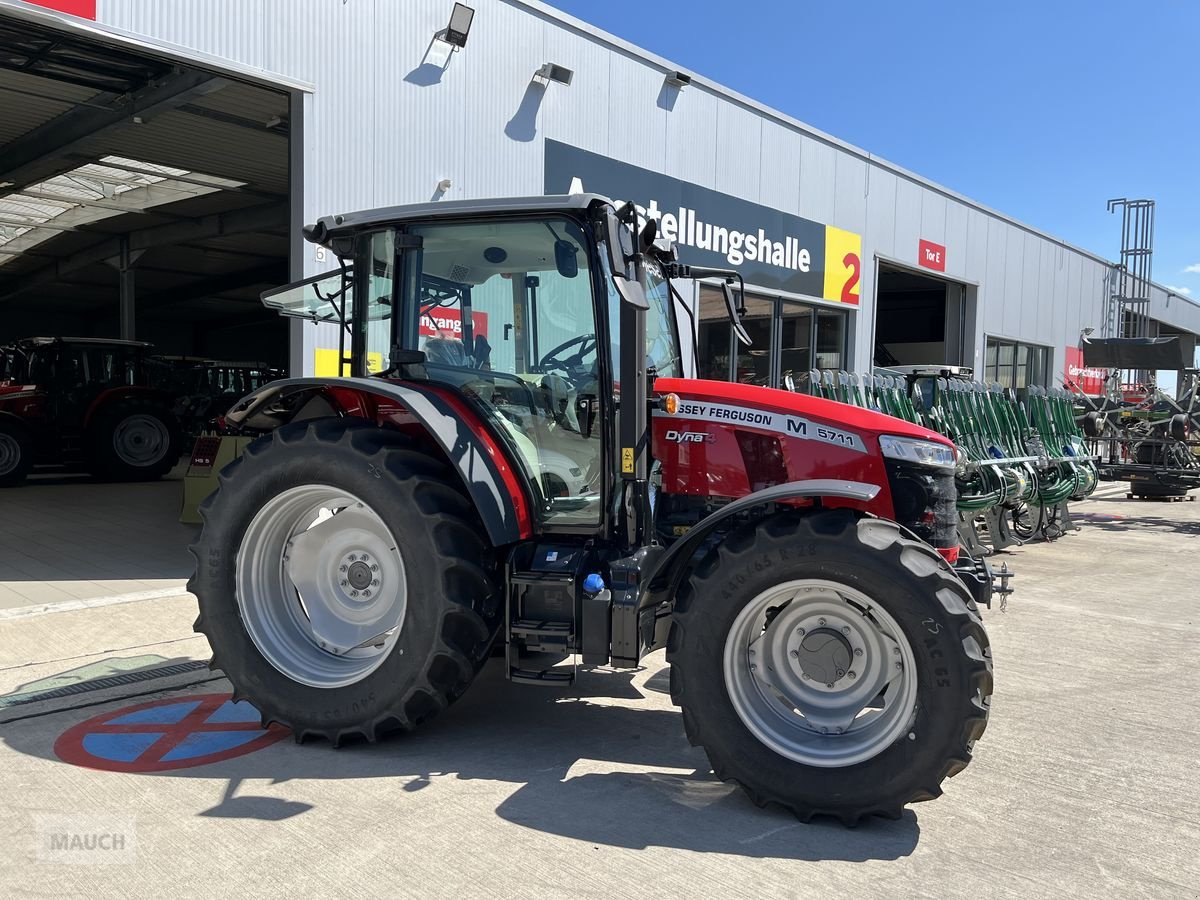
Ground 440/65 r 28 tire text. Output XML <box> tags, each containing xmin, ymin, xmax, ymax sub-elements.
<box><xmin>189</xmin><ymin>418</ymin><xmax>501</xmax><ymax>743</ymax></box>
<box><xmin>667</xmin><ymin>509</ymin><xmax>992</xmax><ymax>824</ymax></box>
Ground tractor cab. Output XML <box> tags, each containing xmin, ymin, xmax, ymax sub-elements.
<box><xmin>258</xmin><ymin>194</ymin><xmax>741</xmax><ymax>534</ymax></box>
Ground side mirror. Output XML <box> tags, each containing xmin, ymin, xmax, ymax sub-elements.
<box><xmin>722</xmin><ymin>281</ymin><xmax>752</xmax><ymax>346</ymax></box>
<box><xmin>640</xmin><ymin>217</ymin><xmax>658</xmax><ymax>252</ymax></box>
<box><xmin>605</xmin><ymin>210</ymin><xmax>634</xmax><ymax>277</ymax></box>
<box><xmin>554</xmin><ymin>239</ymin><xmax>579</xmax><ymax>279</ymax></box>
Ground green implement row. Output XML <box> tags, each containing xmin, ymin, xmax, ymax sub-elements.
<box><xmin>805</xmin><ymin>370</ymin><xmax>1098</xmax><ymax>553</ymax></box>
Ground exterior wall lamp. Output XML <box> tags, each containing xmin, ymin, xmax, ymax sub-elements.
<box><xmin>534</xmin><ymin>63</ymin><xmax>574</xmax><ymax>86</ymax></box>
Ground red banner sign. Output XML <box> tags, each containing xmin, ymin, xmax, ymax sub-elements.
<box><xmin>27</xmin><ymin>0</ymin><xmax>96</xmax><ymax>18</ymax></box>
<box><xmin>918</xmin><ymin>239</ymin><xmax>946</xmax><ymax>272</ymax></box>
<box><xmin>419</xmin><ymin>308</ymin><xmax>489</xmax><ymax>340</ymax></box>
<box><xmin>1064</xmin><ymin>346</ymin><xmax>1106</xmax><ymax>395</ymax></box>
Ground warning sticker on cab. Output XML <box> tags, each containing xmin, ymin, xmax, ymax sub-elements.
<box><xmin>656</xmin><ymin>401</ymin><xmax>866</xmax><ymax>453</ymax></box>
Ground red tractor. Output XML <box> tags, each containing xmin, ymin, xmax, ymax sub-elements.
<box><xmin>190</xmin><ymin>195</ymin><xmax>993</xmax><ymax>823</ymax></box>
<box><xmin>0</xmin><ymin>337</ymin><xmax>183</xmax><ymax>487</ymax></box>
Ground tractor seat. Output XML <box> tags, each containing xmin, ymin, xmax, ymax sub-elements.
<box><xmin>423</xmin><ymin>336</ymin><xmax>472</xmax><ymax>367</ymax></box>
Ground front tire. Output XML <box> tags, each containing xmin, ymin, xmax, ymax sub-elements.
<box><xmin>667</xmin><ymin>509</ymin><xmax>992</xmax><ymax>824</ymax></box>
<box><xmin>189</xmin><ymin>418</ymin><xmax>501</xmax><ymax>743</ymax></box>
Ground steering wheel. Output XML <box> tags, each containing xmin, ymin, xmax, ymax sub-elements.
<box><xmin>536</xmin><ymin>333</ymin><xmax>597</xmax><ymax>379</ymax></box>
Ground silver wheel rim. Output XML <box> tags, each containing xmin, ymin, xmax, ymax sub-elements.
<box><xmin>0</xmin><ymin>432</ymin><xmax>20</xmax><ymax>477</ymax></box>
<box><xmin>234</xmin><ymin>484</ymin><xmax>407</xmax><ymax>689</ymax></box>
<box><xmin>723</xmin><ymin>579</ymin><xmax>919</xmax><ymax>768</ymax></box>
<box><xmin>112</xmin><ymin>414</ymin><xmax>170</xmax><ymax>467</ymax></box>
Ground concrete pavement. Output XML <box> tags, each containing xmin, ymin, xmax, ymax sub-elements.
<box><xmin>1</xmin><ymin>490</ymin><xmax>1198</xmax><ymax>899</ymax></box>
<box><xmin>0</xmin><ymin>475</ymin><xmax>193</xmax><ymax>611</ymax></box>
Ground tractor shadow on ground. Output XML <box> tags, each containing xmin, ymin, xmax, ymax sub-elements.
<box><xmin>2</xmin><ymin>660</ymin><xmax>921</xmax><ymax>861</ymax></box>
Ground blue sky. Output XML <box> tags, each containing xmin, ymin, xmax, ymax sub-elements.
<box><xmin>542</xmin><ymin>0</ymin><xmax>1200</xmax><ymax>299</ymax></box>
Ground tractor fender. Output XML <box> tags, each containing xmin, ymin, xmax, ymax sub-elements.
<box><xmin>643</xmin><ymin>479</ymin><xmax>881</xmax><ymax>608</ymax></box>
<box><xmin>223</xmin><ymin>377</ymin><xmax>531</xmax><ymax>546</ymax></box>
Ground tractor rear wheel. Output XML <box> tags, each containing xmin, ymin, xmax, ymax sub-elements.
<box><xmin>86</xmin><ymin>397</ymin><xmax>182</xmax><ymax>481</ymax></box>
<box><xmin>0</xmin><ymin>419</ymin><xmax>32</xmax><ymax>487</ymax></box>
<box><xmin>189</xmin><ymin>418</ymin><xmax>501</xmax><ymax>743</ymax></box>
<box><xmin>667</xmin><ymin>509</ymin><xmax>992</xmax><ymax>824</ymax></box>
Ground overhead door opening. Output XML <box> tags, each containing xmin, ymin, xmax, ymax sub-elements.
<box><xmin>873</xmin><ymin>264</ymin><xmax>968</xmax><ymax>369</ymax></box>
<box><xmin>0</xmin><ymin>16</ymin><xmax>293</xmax><ymax>368</ymax></box>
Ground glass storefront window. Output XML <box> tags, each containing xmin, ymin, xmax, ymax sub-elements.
<box><xmin>734</xmin><ymin>295</ymin><xmax>775</xmax><ymax>385</ymax></box>
<box><xmin>816</xmin><ymin>310</ymin><xmax>845</xmax><ymax>371</ymax></box>
<box><xmin>697</xmin><ymin>286</ymin><xmax>848</xmax><ymax>387</ymax></box>
<box><xmin>697</xmin><ymin>286</ymin><xmax>733</xmax><ymax>381</ymax></box>
<box><xmin>985</xmin><ymin>337</ymin><xmax>1050</xmax><ymax>391</ymax></box>
<box><xmin>780</xmin><ymin>302</ymin><xmax>813</xmax><ymax>389</ymax></box>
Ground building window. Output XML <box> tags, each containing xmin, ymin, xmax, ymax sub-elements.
<box><xmin>698</xmin><ymin>286</ymin><xmax>849</xmax><ymax>387</ymax></box>
<box><xmin>984</xmin><ymin>337</ymin><xmax>1049</xmax><ymax>390</ymax></box>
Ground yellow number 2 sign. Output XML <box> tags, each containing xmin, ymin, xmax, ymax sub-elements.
<box><xmin>822</xmin><ymin>226</ymin><xmax>862</xmax><ymax>306</ymax></box>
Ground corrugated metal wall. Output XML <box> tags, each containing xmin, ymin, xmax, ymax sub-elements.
<box><xmin>95</xmin><ymin>0</ymin><xmax>1200</xmax><ymax>376</ymax></box>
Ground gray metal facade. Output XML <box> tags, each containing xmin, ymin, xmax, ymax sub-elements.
<box><xmin>68</xmin><ymin>0</ymin><xmax>1200</xmax><ymax>376</ymax></box>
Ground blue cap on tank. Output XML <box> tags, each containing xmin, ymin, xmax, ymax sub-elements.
<box><xmin>582</xmin><ymin>573</ymin><xmax>606</xmax><ymax>595</ymax></box>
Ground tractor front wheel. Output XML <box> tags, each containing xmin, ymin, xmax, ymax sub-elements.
<box><xmin>189</xmin><ymin>418</ymin><xmax>501</xmax><ymax>743</ymax></box>
<box><xmin>667</xmin><ymin>509</ymin><xmax>992</xmax><ymax>824</ymax></box>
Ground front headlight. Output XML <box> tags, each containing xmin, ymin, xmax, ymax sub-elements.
<box><xmin>879</xmin><ymin>434</ymin><xmax>956</xmax><ymax>471</ymax></box>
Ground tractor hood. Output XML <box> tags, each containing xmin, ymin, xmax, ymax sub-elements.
<box><xmin>653</xmin><ymin>378</ymin><xmax>954</xmax><ymax>447</ymax></box>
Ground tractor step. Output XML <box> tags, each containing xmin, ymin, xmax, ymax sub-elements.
<box><xmin>509</xmin><ymin>619</ymin><xmax>572</xmax><ymax>653</ymax></box>
<box><xmin>508</xmin><ymin>667</ymin><xmax>575</xmax><ymax>687</ymax></box>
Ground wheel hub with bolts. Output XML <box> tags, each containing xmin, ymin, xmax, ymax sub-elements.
<box><xmin>724</xmin><ymin>580</ymin><xmax>919</xmax><ymax>767</ymax></box>
<box><xmin>793</xmin><ymin>627</ymin><xmax>854</xmax><ymax>686</ymax></box>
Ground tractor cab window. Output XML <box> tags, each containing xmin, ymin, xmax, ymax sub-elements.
<box><xmin>0</xmin><ymin>348</ymin><xmax>24</xmax><ymax>382</ymax></box>
<box><xmin>404</xmin><ymin>218</ymin><xmax>603</xmax><ymax>526</ymax></box>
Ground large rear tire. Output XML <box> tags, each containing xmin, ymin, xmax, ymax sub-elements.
<box><xmin>0</xmin><ymin>419</ymin><xmax>32</xmax><ymax>487</ymax></box>
<box><xmin>189</xmin><ymin>418</ymin><xmax>501</xmax><ymax>743</ymax></box>
<box><xmin>86</xmin><ymin>396</ymin><xmax>182</xmax><ymax>481</ymax></box>
<box><xmin>667</xmin><ymin>509</ymin><xmax>992</xmax><ymax>824</ymax></box>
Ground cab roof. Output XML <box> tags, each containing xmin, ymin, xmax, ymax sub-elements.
<box><xmin>15</xmin><ymin>336</ymin><xmax>153</xmax><ymax>349</ymax></box>
<box><xmin>305</xmin><ymin>193</ymin><xmax>612</xmax><ymax>247</ymax></box>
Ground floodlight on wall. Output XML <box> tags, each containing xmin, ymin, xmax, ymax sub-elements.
<box><xmin>664</xmin><ymin>71</ymin><xmax>691</xmax><ymax>88</ymax></box>
<box><xmin>533</xmin><ymin>63</ymin><xmax>574</xmax><ymax>86</ymax></box>
<box><xmin>444</xmin><ymin>3</ymin><xmax>474</xmax><ymax>49</ymax></box>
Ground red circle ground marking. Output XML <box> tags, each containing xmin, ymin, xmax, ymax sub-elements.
<box><xmin>54</xmin><ymin>693</ymin><xmax>289</xmax><ymax>773</ymax></box>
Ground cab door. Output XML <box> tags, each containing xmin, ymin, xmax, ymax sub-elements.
<box><xmin>382</xmin><ymin>217</ymin><xmax>610</xmax><ymax>530</ymax></box>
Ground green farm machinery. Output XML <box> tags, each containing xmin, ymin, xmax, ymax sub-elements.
<box><xmin>804</xmin><ymin>366</ymin><xmax>1098</xmax><ymax>560</ymax></box>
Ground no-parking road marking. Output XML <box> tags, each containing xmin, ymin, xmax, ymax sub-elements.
<box><xmin>54</xmin><ymin>693</ymin><xmax>288</xmax><ymax>772</ymax></box>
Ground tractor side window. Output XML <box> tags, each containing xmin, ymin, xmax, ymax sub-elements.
<box><xmin>363</xmin><ymin>232</ymin><xmax>395</xmax><ymax>375</ymax></box>
<box><xmin>407</xmin><ymin>218</ymin><xmax>603</xmax><ymax>527</ymax></box>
